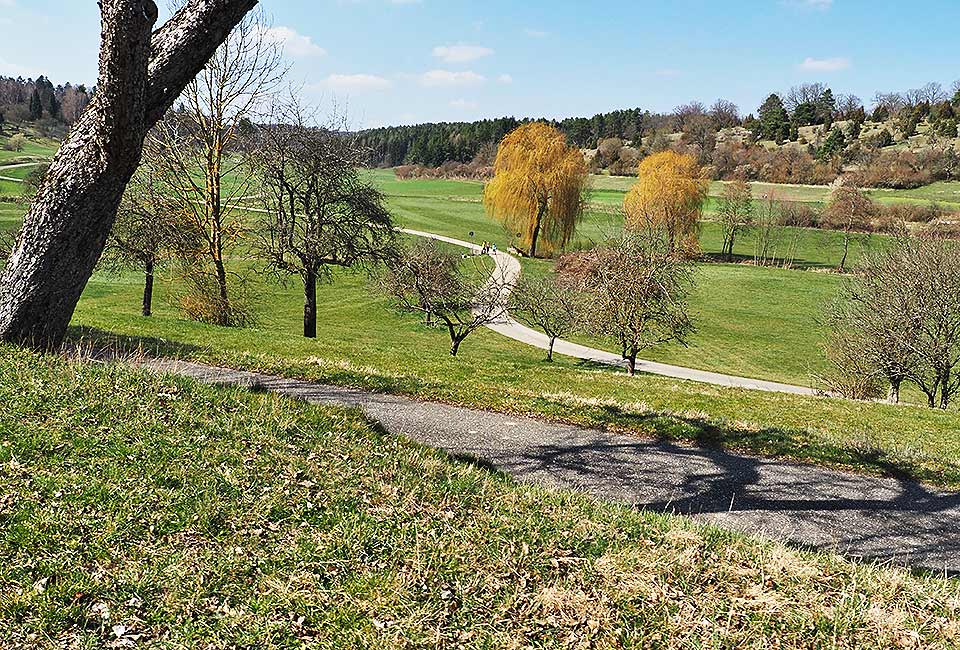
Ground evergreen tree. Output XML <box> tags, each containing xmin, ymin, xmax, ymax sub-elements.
<box><xmin>28</xmin><ymin>89</ymin><xmax>42</xmax><ymax>121</ymax></box>
<box><xmin>47</xmin><ymin>93</ymin><xmax>61</xmax><ymax>120</ymax></box>
<box><xmin>757</xmin><ymin>94</ymin><xmax>790</xmax><ymax>143</ymax></box>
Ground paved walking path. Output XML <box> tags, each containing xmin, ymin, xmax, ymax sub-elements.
<box><xmin>400</xmin><ymin>227</ymin><xmax>818</xmax><ymax>396</ymax></box>
<box><xmin>144</xmin><ymin>358</ymin><xmax>960</xmax><ymax>573</ymax></box>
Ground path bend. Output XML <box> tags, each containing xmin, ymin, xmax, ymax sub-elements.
<box><xmin>399</xmin><ymin>227</ymin><xmax>819</xmax><ymax>396</ymax></box>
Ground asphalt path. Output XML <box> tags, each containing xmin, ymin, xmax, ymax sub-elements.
<box><xmin>144</xmin><ymin>358</ymin><xmax>960</xmax><ymax>574</ymax></box>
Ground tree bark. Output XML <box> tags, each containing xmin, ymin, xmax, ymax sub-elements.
<box><xmin>886</xmin><ymin>379</ymin><xmax>900</xmax><ymax>405</ymax></box>
<box><xmin>450</xmin><ymin>336</ymin><xmax>463</xmax><ymax>356</ymax></box>
<box><xmin>142</xmin><ymin>259</ymin><xmax>154</xmax><ymax>317</ymax></box>
<box><xmin>838</xmin><ymin>232</ymin><xmax>850</xmax><ymax>273</ymax></box>
<box><xmin>529</xmin><ymin>201</ymin><xmax>546</xmax><ymax>259</ymax></box>
<box><xmin>547</xmin><ymin>335</ymin><xmax>556</xmax><ymax>362</ymax></box>
<box><xmin>625</xmin><ymin>352</ymin><xmax>637</xmax><ymax>376</ymax></box>
<box><xmin>0</xmin><ymin>0</ymin><xmax>257</xmax><ymax>350</ymax></box>
<box><xmin>303</xmin><ymin>269</ymin><xmax>317</xmax><ymax>339</ymax></box>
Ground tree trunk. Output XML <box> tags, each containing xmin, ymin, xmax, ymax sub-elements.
<box><xmin>529</xmin><ymin>201</ymin><xmax>546</xmax><ymax>259</ymax></box>
<box><xmin>547</xmin><ymin>335</ymin><xmax>556</xmax><ymax>362</ymax></box>
<box><xmin>142</xmin><ymin>259</ymin><xmax>154</xmax><ymax>317</ymax></box>
<box><xmin>0</xmin><ymin>0</ymin><xmax>257</xmax><ymax>350</ymax></box>
<box><xmin>303</xmin><ymin>269</ymin><xmax>317</xmax><ymax>339</ymax></box>
<box><xmin>450</xmin><ymin>336</ymin><xmax>463</xmax><ymax>356</ymax></box>
<box><xmin>625</xmin><ymin>352</ymin><xmax>637</xmax><ymax>376</ymax></box>
<box><xmin>838</xmin><ymin>232</ymin><xmax>850</xmax><ymax>273</ymax></box>
<box><xmin>940</xmin><ymin>367</ymin><xmax>951</xmax><ymax>410</ymax></box>
<box><xmin>886</xmin><ymin>379</ymin><xmax>901</xmax><ymax>405</ymax></box>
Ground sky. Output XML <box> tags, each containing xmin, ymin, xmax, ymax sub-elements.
<box><xmin>1</xmin><ymin>0</ymin><xmax>959</xmax><ymax>128</ymax></box>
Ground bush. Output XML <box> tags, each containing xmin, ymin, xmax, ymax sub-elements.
<box><xmin>3</xmin><ymin>133</ymin><xmax>25</xmax><ymax>152</ymax></box>
<box><xmin>778</xmin><ymin>202</ymin><xmax>821</xmax><ymax>228</ymax></box>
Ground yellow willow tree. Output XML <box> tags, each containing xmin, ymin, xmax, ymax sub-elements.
<box><xmin>483</xmin><ymin>122</ymin><xmax>587</xmax><ymax>258</ymax></box>
<box><xmin>624</xmin><ymin>151</ymin><xmax>707</xmax><ymax>256</ymax></box>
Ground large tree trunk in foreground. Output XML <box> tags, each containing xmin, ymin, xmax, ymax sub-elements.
<box><xmin>0</xmin><ymin>0</ymin><xmax>257</xmax><ymax>350</ymax></box>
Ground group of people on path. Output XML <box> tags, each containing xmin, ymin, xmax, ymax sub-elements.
<box><xmin>480</xmin><ymin>241</ymin><xmax>498</xmax><ymax>255</ymax></box>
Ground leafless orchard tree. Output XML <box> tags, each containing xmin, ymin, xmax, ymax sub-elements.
<box><xmin>0</xmin><ymin>0</ymin><xmax>258</xmax><ymax>349</ymax></box>
<box><xmin>827</xmin><ymin>232</ymin><xmax>960</xmax><ymax>408</ymax></box>
<box><xmin>716</xmin><ymin>179</ymin><xmax>753</xmax><ymax>261</ymax></box>
<box><xmin>825</xmin><ymin>233</ymin><xmax>919</xmax><ymax>403</ymax></box>
<box><xmin>251</xmin><ymin>102</ymin><xmax>398</xmax><ymax>338</ymax></box>
<box><xmin>509</xmin><ymin>274</ymin><xmax>582</xmax><ymax>361</ymax></box>
<box><xmin>380</xmin><ymin>240</ymin><xmax>510</xmax><ymax>356</ymax></box>
<box><xmin>573</xmin><ymin>231</ymin><xmax>693</xmax><ymax>375</ymax></box>
<box><xmin>149</xmin><ymin>8</ymin><xmax>284</xmax><ymax>326</ymax></box>
<box><xmin>822</xmin><ymin>182</ymin><xmax>874</xmax><ymax>272</ymax></box>
<box><xmin>104</xmin><ymin>167</ymin><xmax>186</xmax><ymax>317</ymax></box>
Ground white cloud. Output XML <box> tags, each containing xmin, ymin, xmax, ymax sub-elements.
<box><xmin>524</xmin><ymin>28</ymin><xmax>547</xmax><ymax>38</ymax></box>
<box><xmin>432</xmin><ymin>44</ymin><xmax>493</xmax><ymax>64</ymax></box>
<box><xmin>450</xmin><ymin>99</ymin><xmax>478</xmax><ymax>109</ymax></box>
<box><xmin>798</xmin><ymin>56</ymin><xmax>850</xmax><ymax>72</ymax></box>
<box><xmin>420</xmin><ymin>69</ymin><xmax>486</xmax><ymax>87</ymax></box>
<box><xmin>497</xmin><ymin>73</ymin><xmax>513</xmax><ymax>84</ymax></box>
<box><xmin>322</xmin><ymin>73</ymin><xmax>393</xmax><ymax>92</ymax></box>
<box><xmin>261</xmin><ymin>26</ymin><xmax>326</xmax><ymax>57</ymax></box>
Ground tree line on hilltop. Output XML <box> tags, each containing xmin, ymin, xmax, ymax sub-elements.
<box><xmin>360</xmin><ymin>80</ymin><xmax>960</xmax><ymax>188</ymax></box>
<box><xmin>0</xmin><ymin>75</ymin><xmax>94</xmax><ymax>136</ymax></box>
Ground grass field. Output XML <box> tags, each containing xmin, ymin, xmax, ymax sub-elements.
<box><xmin>3</xmin><ymin>154</ymin><xmax>960</xmax><ymax>487</ymax></box>
<box><xmin>589</xmin><ymin>173</ymin><xmax>960</xmax><ymax>211</ymax></box>
<box><xmin>4</xmin><ymin>348</ymin><xmax>959</xmax><ymax>647</ymax></box>
<box><xmin>0</xmin><ymin>132</ymin><xmax>58</xmax><ymax>164</ymax></box>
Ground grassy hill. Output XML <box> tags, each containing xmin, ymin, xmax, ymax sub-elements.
<box><xmin>3</xmin><ymin>347</ymin><xmax>959</xmax><ymax>647</ymax></box>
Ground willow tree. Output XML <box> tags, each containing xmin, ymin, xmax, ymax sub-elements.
<box><xmin>624</xmin><ymin>151</ymin><xmax>707</xmax><ymax>256</ymax></box>
<box><xmin>483</xmin><ymin>122</ymin><xmax>587</xmax><ymax>258</ymax></box>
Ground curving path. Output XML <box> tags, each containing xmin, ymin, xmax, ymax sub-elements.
<box><xmin>143</xmin><ymin>358</ymin><xmax>960</xmax><ymax>573</ymax></box>
<box><xmin>399</xmin><ymin>227</ymin><xmax>819</xmax><ymax>396</ymax></box>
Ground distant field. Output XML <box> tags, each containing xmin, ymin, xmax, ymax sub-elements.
<box><xmin>0</xmin><ymin>132</ymin><xmax>58</xmax><ymax>163</ymax></box>
<box><xmin>589</xmin><ymin>173</ymin><xmax>960</xmax><ymax>210</ymax></box>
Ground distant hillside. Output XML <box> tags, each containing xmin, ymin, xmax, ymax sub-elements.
<box><xmin>361</xmin><ymin>81</ymin><xmax>960</xmax><ymax>188</ymax></box>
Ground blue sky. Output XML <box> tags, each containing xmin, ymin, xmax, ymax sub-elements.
<box><xmin>1</xmin><ymin>0</ymin><xmax>959</xmax><ymax>128</ymax></box>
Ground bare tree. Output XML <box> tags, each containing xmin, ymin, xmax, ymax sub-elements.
<box><xmin>828</xmin><ymin>232</ymin><xmax>960</xmax><ymax>408</ymax></box>
<box><xmin>103</xmin><ymin>166</ymin><xmax>184</xmax><ymax>317</ymax></box>
<box><xmin>826</xmin><ymin>234</ymin><xmax>919</xmax><ymax>403</ymax></box>
<box><xmin>149</xmin><ymin>9</ymin><xmax>284</xmax><ymax>326</ymax></box>
<box><xmin>872</xmin><ymin>92</ymin><xmax>907</xmax><ymax>117</ymax></box>
<box><xmin>822</xmin><ymin>182</ymin><xmax>874</xmax><ymax>272</ymax></box>
<box><xmin>785</xmin><ymin>83</ymin><xmax>829</xmax><ymax>113</ymax></box>
<box><xmin>716</xmin><ymin>179</ymin><xmax>753</xmax><ymax>261</ymax></box>
<box><xmin>709</xmin><ymin>99</ymin><xmax>740</xmax><ymax>129</ymax></box>
<box><xmin>575</xmin><ymin>231</ymin><xmax>693</xmax><ymax>375</ymax></box>
<box><xmin>0</xmin><ymin>0</ymin><xmax>257</xmax><ymax>350</ymax></box>
<box><xmin>252</xmin><ymin>103</ymin><xmax>398</xmax><ymax>338</ymax></box>
<box><xmin>509</xmin><ymin>274</ymin><xmax>582</xmax><ymax>361</ymax></box>
<box><xmin>380</xmin><ymin>240</ymin><xmax>510</xmax><ymax>356</ymax></box>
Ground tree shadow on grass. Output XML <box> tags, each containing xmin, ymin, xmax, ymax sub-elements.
<box><xmin>64</xmin><ymin>325</ymin><xmax>207</xmax><ymax>361</ymax></box>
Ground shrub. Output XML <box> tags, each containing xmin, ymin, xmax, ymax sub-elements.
<box><xmin>3</xmin><ymin>133</ymin><xmax>25</xmax><ymax>152</ymax></box>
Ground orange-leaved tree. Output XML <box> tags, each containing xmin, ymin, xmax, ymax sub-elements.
<box><xmin>624</xmin><ymin>151</ymin><xmax>707</xmax><ymax>255</ymax></box>
<box><xmin>483</xmin><ymin>122</ymin><xmax>587</xmax><ymax>258</ymax></box>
